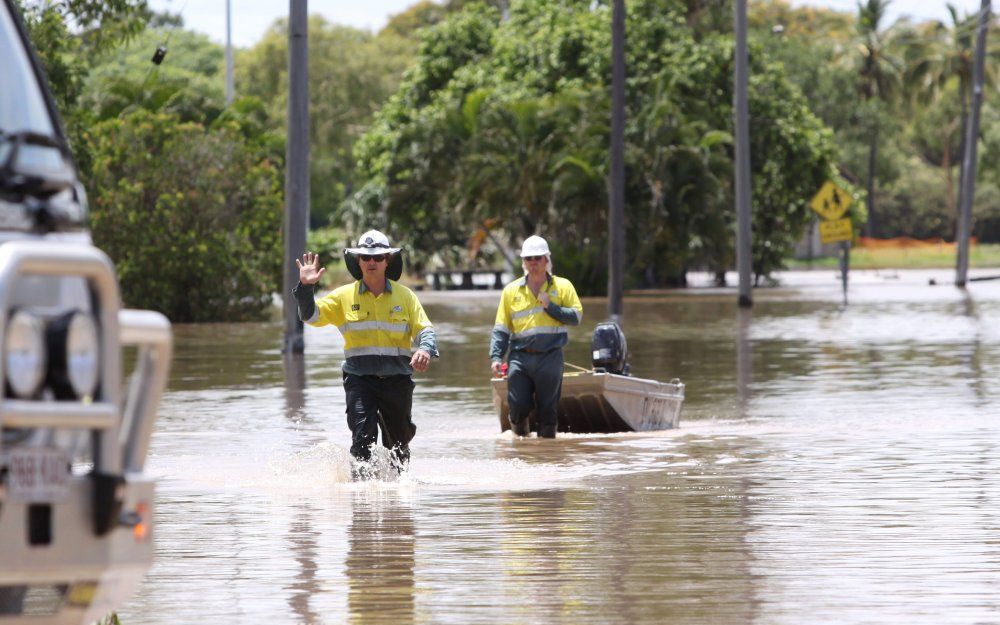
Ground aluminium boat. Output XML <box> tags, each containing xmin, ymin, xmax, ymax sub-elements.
<box><xmin>491</xmin><ymin>370</ymin><xmax>684</xmax><ymax>434</ymax></box>
<box><xmin>491</xmin><ymin>321</ymin><xmax>684</xmax><ymax>434</ymax></box>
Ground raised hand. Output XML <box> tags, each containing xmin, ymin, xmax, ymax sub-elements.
<box><xmin>295</xmin><ymin>252</ymin><xmax>326</xmax><ymax>285</ymax></box>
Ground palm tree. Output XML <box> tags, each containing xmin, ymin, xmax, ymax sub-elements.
<box><xmin>853</xmin><ymin>0</ymin><xmax>906</xmax><ymax>237</ymax></box>
<box><xmin>905</xmin><ymin>4</ymin><xmax>999</xmax><ymax>232</ymax></box>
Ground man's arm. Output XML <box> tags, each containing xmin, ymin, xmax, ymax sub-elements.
<box><xmin>489</xmin><ymin>326</ymin><xmax>510</xmax><ymax>376</ymax></box>
<box><xmin>490</xmin><ymin>290</ymin><xmax>513</xmax><ymax>376</ymax></box>
<box><xmin>409</xmin><ymin>294</ymin><xmax>439</xmax><ymax>358</ymax></box>
<box><xmin>542</xmin><ymin>301</ymin><xmax>582</xmax><ymax>325</ymax></box>
<box><xmin>540</xmin><ymin>280</ymin><xmax>582</xmax><ymax>326</ymax></box>
<box><xmin>489</xmin><ymin>325</ymin><xmax>511</xmax><ymax>363</ymax></box>
<box><xmin>407</xmin><ymin>293</ymin><xmax>438</xmax><ymax>372</ymax></box>
<box><xmin>411</xmin><ymin>327</ymin><xmax>437</xmax><ymax>372</ymax></box>
<box><xmin>292</xmin><ymin>282</ymin><xmax>318</xmax><ymax>323</ymax></box>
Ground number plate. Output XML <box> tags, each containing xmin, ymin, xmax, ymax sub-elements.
<box><xmin>7</xmin><ymin>447</ymin><xmax>71</xmax><ymax>502</ymax></box>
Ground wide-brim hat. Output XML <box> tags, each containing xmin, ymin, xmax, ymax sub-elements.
<box><xmin>345</xmin><ymin>229</ymin><xmax>401</xmax><ymax>256</ymax></box>
<box><xmin>343</xmin><ymin>229</ymin><xmax>403</xmax><ymax>280</ymax></box>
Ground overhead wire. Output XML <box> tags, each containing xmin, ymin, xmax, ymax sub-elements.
<box><xmin>131</xmin><ymin>0</ymin><xmax>192</xmax><ymax>111</ymax></box>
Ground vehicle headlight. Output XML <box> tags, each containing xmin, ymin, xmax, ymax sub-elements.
<box><xmin>4</xmin><ymin>310</ymin><xmax>47</xmax><ymax>398</ymax></box>
<box><xmin>48</xmin><ymin>311</ymin><xmax>100</xmax><ymax>400</ymax></box>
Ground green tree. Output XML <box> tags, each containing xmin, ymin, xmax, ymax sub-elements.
<box><xmin>350</xmin><ymin>0</ymin><xmax>840</xmax><ymax>290</ymax></box>
<box><xmin>380</xmin><ymin>1</ymin><xmax>451</xmax><ymax>39</ymax></box>
<box><xmin>850</xmin><ymin>0</ymin><xmax>907</xmax><ymax>237</ymax></box>
<box><xmin>975</xmin><ymin>104</ymin><xmax>1000</xmax><ymax>241</ymax></box>
<box><xmin>904</xmin><ymin>6</ymin><xmax>1000</xmax><ymax>232</ymax></box>
<box><xmin>81</xmin><ymin>27</ymin><xmax>227</xmax><ymax>125</ymax></box>
<box><xmin>750</xmin><ymin>0</ymin><xmax>854</xmax><ymax>41</ymax></box>
<box><xmin>14</xmin><ymin>0</ymin><xmax>149</xmax><ymax>109</ymax></box>
<box><xmin>235</xmin><ymin>16</ymin><xmax>417</xmax><ymax>226</ymax></box>
<box><xmin>86</xmin><ymin>110</ymin><xmax>284</xmax><ymax>322</ymax></box>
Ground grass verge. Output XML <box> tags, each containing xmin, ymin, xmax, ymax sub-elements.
<box><xmin>786</xmin><ymin>243</ymin><xmax>1000</xmax><ymax>270</ymax></box>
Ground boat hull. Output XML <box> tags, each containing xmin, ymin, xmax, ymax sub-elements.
<box><xmin>491</xmin><ymin>371</ymin><xmax>684</xmax><ymax>434</ymax></box>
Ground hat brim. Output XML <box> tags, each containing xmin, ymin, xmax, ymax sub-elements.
<box><xmin>343</xmin><ymin>249</ymin><xmax>403</xmax><ymax>281</ymax></box>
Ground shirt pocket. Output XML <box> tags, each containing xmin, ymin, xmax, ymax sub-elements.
<box><xmin>340</xmin><ymin>307</ymin><xmax>365</xmax><ymax>331</ymax></box>
<box><xmin>387</xmin><ymin>307</ymin><xmax>411</xmax><ymax>335</ymax></box>
<box><xmin>509</xmin><ymin>294</ymin><xmax>535</xmax><ymax>315</ymax></box>
<box><xmin>547</xmin><ymin>288</ymin><xmax>560</xmax><ymax>307</ymax></box>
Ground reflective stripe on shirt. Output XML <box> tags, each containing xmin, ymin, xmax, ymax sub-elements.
<box><xmin>511</xmin><ymin>325</ymin><xmax>568</xmax><ymax>340</ymax></box>
<box><xmin>511</xmin><ymin>306</ymin><xmax>546</xmax><ymax>320</ymax></box>
<box><xmin>338</xmin><ymin>320</ymin><xmax>410</xmax><ymax>334</ymax></box>
<box><xmin>344</xmin><ymin>346</ymin><xmax>413</xmax><ymax>358</ymax></box>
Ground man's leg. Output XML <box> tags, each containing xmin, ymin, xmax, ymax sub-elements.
<box><xmin>343</xmin><ymin>373</ymin><xmax>380</xmax><ymax>462</ymax></box>
<box><xmin>534</xmin><ymin>350</ymin><xmax>563</xmax><ymax>438</ymax></box>
<box><xmin>506</xmin><ymin>355</ymin><xmax>535</xmax><ymax>436</ymax></box>
<box><xmin>374</xmin><ymin>375</ymin><xmax>416</xmax><ymax>467</ymax></box>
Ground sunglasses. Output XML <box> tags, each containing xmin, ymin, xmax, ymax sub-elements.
<box><xmin>360</xmin><ymin>254</ymin><xmax>386</xmax><ymax>262</ymax></box>
<box><xmin>524</xmin><ymin>255</ymin><xmax>545</xmax><ymax>262</ymax></box>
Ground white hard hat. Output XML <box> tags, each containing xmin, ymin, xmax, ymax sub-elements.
<box><xmin>519</xmin><ymin>235</ymin><xmax>550</xmax><ymax>257</ymax></box>
<box><xmin>345</xmin><ymin>229</ymin><xmax>401</xmax><ymax>255</ymax></box>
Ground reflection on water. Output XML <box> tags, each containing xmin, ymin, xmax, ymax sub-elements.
<box><xmin>346</xmin><ymin>492</ymin><xmax>414</xmax><ymax>625</ymax></box>
<box><xmin>283</xmin><ymin>353</ymin><xmax>306</xmax><ymax>423</ymax></box>
<box><xmin>736</xmin><ymin>307</ymin><xmax>752</xmax><ymax>418</ymax></box>
<box><xmin>120</xmin><ymin>271</ymin><xmax>1000</xmax><ymax>624</ymax></box>
<box><xmin>286</xmin><ymin>503</ymin><xmax>320</xmax><ymax>624</ymax></box>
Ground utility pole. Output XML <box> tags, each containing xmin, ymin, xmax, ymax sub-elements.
<box><xmin>225</xmin><ymin>0</ymin><xmax>234</xmax><ymax>104</ymax></box>
<box><xmin>734</xmin><ymin>0</ymin><xmax>752</xmax><ymax>307</ymax></box>
<box><xmin>283</xmin><ymin>0</ymin><xmax>309</xmax><ymax>353</ymax></box>
<box><xmin>608</xmin><ymin>0</ymin><xmax>626</xmax><ymax>324</ymax></box>
<box><xmin>955</xmin><ymin>0</ymin><xmax>991</xmax><ymax>288</ymax></box>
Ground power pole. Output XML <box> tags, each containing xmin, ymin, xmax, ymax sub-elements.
<box><xmin>283</xmin><ymin>0</ymin><xmax>309</xmax><ymax>353</ymax></box>
<box><xmin>734</xmin><ymin>0</ymin><xmax>752</xmax><ymax>307</ymax></box>
<box><xmin>225</xmin><ymin>0</ymin><xmax>234</xmax><ymax>104</ymax></box>
<box><xmin>608</xmin><ymin>0</ymin><xmax>626</xmax><ymax>324</ymax></box>
<box><xmin>955</xmin><ymin>0</ymin><xmax>991</xmax><ymax>287</ymax></box>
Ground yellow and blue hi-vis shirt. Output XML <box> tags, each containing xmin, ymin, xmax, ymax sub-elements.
<box><xmin>298</xmin><ymin>279</ymin><xmax>437</xmax><ymax>376</ymax></box>
<box><xmin>489</xmin><ymin>274</ymin><xmax>582</xmax><ymax>362</ymax></box>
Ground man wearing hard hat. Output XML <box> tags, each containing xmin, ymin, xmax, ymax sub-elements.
<box><xmin>490</xmin><ymin>235</ymin><xmax>583</xmax><ymax>437</ymax></box>
<box><xmin>292</xmin><ymin>230</ymin><xmax>438</xmax><ymax>476</ymax></box>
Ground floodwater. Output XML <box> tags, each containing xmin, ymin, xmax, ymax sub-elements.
<box><xmin>119</xmin><ymin>269</ymin><xmax>1000</xmax><ymax>625</ymax></box>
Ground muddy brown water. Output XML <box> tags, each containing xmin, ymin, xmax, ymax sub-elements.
<box><xmin>119</xmin><ymin>269</ymin><xmax>1000</xmax><ymax>624</ymax></box>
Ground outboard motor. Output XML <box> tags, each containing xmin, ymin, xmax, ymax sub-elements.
<box><xmin>591</xmin><ymin>321</ymin><xmax>630</xmax><ymax>375</ymax></box>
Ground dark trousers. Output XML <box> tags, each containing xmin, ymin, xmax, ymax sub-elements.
<box><xmin>343</xmin><ymin>373</ymin><xmax>416</xmax><ymax>463</ymax></box>
<box><xmin>507</xmin><ymin>349</ymin><xmax>563</xmax><ymax>437</ymax></box>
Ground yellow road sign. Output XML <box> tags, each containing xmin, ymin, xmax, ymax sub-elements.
<box><xmin>810</xmin><ymin>181</ymin><xmax>852</xmax><ymax>221</ymax></box>
<box><xmin>819</xmin><ymin>217</ymin><xmax>853</xmax><ymax>244</ymax></box>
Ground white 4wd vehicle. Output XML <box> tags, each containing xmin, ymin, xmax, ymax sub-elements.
<box><xmin>0</xmin><ymin>1</ymin><xmax>171</xmax><ymax>622</ymax></box>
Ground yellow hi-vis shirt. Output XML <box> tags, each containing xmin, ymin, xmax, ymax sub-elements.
<box><xmin>309</xmin><ymin>279</ymin><xmax>436</xmax><ymax>376</ymax></box>
<box><xmin>490</xmin><ymin>274</ymin><xmax>582</xmax><ymax>361</ymax></box>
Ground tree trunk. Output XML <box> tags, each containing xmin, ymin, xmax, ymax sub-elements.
<box><xmin>943</xmin><ymin>132</ymin><xmax>955</xmax><ymax>231</ymax></box>
<box><xmin>865</xmin><ymin>125</ymin><xmax>879</xmax><ymax>238</ymax></box>
<box><xmin>955</xmin><ymin>78</ymin><xmax>969</xmax><ymax>237</ymax></box>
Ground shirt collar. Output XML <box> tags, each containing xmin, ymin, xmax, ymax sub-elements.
<box><xmin>358</xmin><ymin>279</ymin><xmax>392</xmax><ymax>295</ymax></box>
<box><xmin>518</xmin><ymin>273</ymin><xmax>553</xmax><ymax>288</ymax></box>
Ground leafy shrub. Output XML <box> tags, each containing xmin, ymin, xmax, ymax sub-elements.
<box><xmin>86</xmin><ymin>110</ymin><xmax>283</xmax><ymax>321</ymax></box>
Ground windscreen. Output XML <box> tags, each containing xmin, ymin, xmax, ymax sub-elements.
<box><xmin>0</xmin><ymin>3</ymin><xmax>57</xmax><ymax>136</ymax></box>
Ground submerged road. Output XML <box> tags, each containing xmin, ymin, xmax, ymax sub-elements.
<box><xmin>121</xmin><ymin>269</ymin><xmax>1000</xmax><ymax>624</ymax></box>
